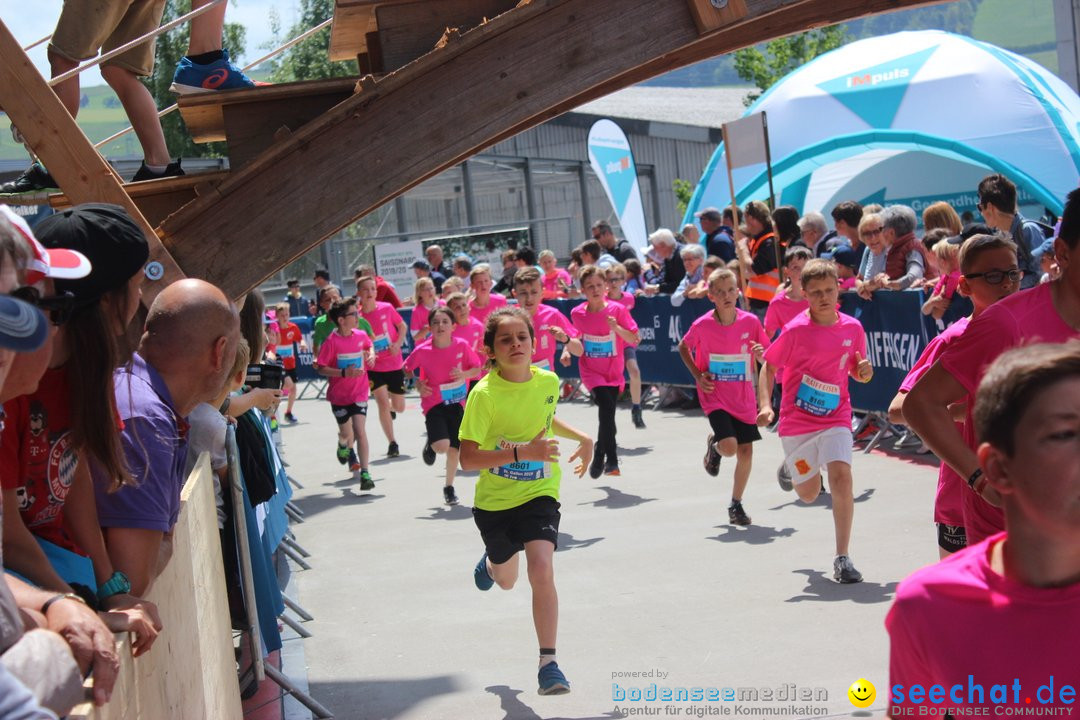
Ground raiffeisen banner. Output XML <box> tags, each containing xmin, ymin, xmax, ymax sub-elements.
<box><xmin>587</xmin><ymin>119</ymin><xmax>646</xmax><ymax>261</ymax></box>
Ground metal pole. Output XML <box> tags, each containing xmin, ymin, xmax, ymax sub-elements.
<box><xmin>647</xmin><ymin>166</ymin><xmax>661</xmax><ymax>231</ymax></box>
<box><xmin>278</xmin><ymin>612</ymin><xmax>312</xmax><ymax>638</ymax></box>
<box><xmin>282</xmin><ymin>595</ymin><xmax>315</xmax><ymax>622</ymax></box>
<box><xmin>461</xmin><ymin>160</ymin><xmax>477</xmax><ymax>228</ymax></box>
<box><xmin>761</xmin><ymin>111</ymin><xmax>784</xmax><ymax>285</ymax></box>
<box><xmin>225</xmin><ymin>425</ymin><xmax>266</xmax><ymax>684</ymax></box>
<box><xmin>264</xmin><ymin>664</ymin><xmax>335</xmax><ymax>719</ymax></box>
<box><xmin>523</xmin><ymin>158</ymin><xmax>538</xmax><ymax>246</ymax></box>
<box><xmin>578</xmin><ymin>162</ymin><xmax>592</xmax><ymax>239</ymax></box>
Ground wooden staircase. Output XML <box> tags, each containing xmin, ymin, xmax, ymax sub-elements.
<box><xmin>0</xmin><ymin>0</ymin><xmax>935</xmax><ymax>302</ymax></box>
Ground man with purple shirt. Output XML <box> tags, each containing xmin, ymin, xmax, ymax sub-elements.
<box><xmin>95</xmin><ymin>279</ymin><xmax>240</xmax><ymax>596</ymax></box>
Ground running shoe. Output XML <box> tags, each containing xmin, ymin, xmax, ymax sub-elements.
<box><xmin>336</xmin><ymin>444</ymin><xmax>349</xmax><ymax>465</ymax></box>
<box><xmin>131</xmin><ymin>160</ymin><xmax>185</xmax><ymax>183</ymax></box>
<box><xmin>390</xmin><ymin>411</ymin><xmax>397</xmax><ymax>420</ymax></box>
<box><xmin>603</xmin><ymin>462</ymin><xmax>620</xmax><ymax>477</ymax></box>
<box><xmin>0</xmin><ymin>163</ymin><xmax>57</xmax><ymax>195</ymax></box>
<box><xmin>631</xmin><ymin>406</ymin><xmax>646</xmax><ymax>429</ymax></box>
<box><xmin>348</xmin><ymin>448</ymin><xmax>359</xmax><ymax>469</ymax></box>
<box><xmin>359</xmin><ymin>470</ymin><xmax>375</xmax><ymax>491</ymax></box>
<box><xmin>283</xmin><ymin>412</ymin><xmax>298</xmax><ymax>424</ymax></box>
<box><xmin>443</xmin><ymin>485</ymin><xmax>458</xmax><ymax>505</ymax></box>
<box><xmin>170</xmin><ymin>49</ymin><xmax>256</xmax><ymax>94</ymax></box>
<box><xmin>728</xmin><ymin>500</ymin><xmax>751</xmax><ymax>526</ymax></box>
<box><xmin>473</xmin><ymin>553</ymin><xmax>493</xmax><ymax>591</ymax></box>
<box><xmin>777</xmin><ymin>461</ymin><xmax>793</xmax><ymax>492</ymax></box>
<box><xmin>588</xmin><ymin>454</ymin><xmax>604</xmax><ymax>480</ymax></box>
<box><xmin>422</xmin><ymin>443</ymin><xmax>436</xmax><ymax>466</ymax></box>
<box><xmin>537</xmin><ymin>661</ymin><xmax>571</xmax><ymax>696</ymax></box>
<box><xmin>703</xmin><ymin>434</ymin><xmax>721</xmax><ymax>477</ymax></box>
<box><xmin>833</xmin><ymin>555</ymin><xmax>863</xmax><ymax>584</ymax></box>
<box><xmin>387</xmin><ymin>441</ymin><xmax>400</xmax><ymax>458</ymax></box>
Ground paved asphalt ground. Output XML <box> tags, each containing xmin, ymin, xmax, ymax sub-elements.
<box><xmin>279</xmin><ymin>390</ymin><xmax>940</xmax><ymax>720</ymax></box>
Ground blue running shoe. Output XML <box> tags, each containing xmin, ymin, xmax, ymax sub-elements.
<box><xmin>538</xmin><ymin>661</ymin><xmax>571</xmax><ymax>695</ymax></box>
<box><xmin>473</xmin><ymin>553</ymin><xmax>493</xmax><ymax>591</ymax></box>
<box><xmin>171</xmin><ymin>49</ymin><xmax>257</xmax><ymax>94</ymax></box>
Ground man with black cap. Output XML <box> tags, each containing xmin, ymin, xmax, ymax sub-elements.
<box><xmin>697</xmin><ymin>206</ymin><xmax>738</xmax><ymax>263</ymax></box>
<box><xmin>591</xmin><ymin>220</ymin><xmax>638</xmax><ymax>264</ymax></box>
<box><xmin>411</xmin><ymin>259</ymin><xmax>445</xmax><ymax>294</ymax></box>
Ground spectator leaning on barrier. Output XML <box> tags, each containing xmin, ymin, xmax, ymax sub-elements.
<box><xmin>592</xmin><ymin>220</ymin><xmax>637</xmax><ymax>264</ymax></box>
<box><xmin>670</xmin><ymin>244</ymin><xmax>707</xmax><ymax>307</ymax></box>
<box><xmin>93</xmin><ymin>280</ymin><xmax>240</xmax><ymax>597</ymax></box>
<box><xmin>977</xmin><ymin>173</ymin><xmax>1043</xmax><ymax>289</ymax></box>
<box><xmin>880</xmin><ymin>204</ymin><xmax>936</xmax><ymax>290</ymax></box>
<box><xmin>855</xmin><ymin>212</ymin><xmax>888</xmax><ymax>299</ymax></box>
<box><xmin>646</xmin><ymin>228</ymin><xmax>685</xmax><ymax>295</ymax></box>
<box><xmin>736</xmin><ymin>200</ymin><xmax>781</xmax><ymax>319</ymax></box>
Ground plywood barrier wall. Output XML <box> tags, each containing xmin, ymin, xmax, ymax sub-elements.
<box><xmin>69</xmin><ymin>453</ymin><xmax>243</xmax><ymax>720</ymax></box>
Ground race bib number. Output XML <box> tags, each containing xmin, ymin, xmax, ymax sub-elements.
<box><xmin>491</xmin><ymin>438</ymin><xmax>548</xmax><ymax>482</ymax></box>
<box><xmin>373</xmin><ymin>334</ymin><xmax>391</xmax><ymax>354</ymax></box>
<box><xmin>794</xmin><ymin>374</ymin><xmax>841</xmax><ymax>416</ymax></box>
<box><xmin>583</xmin><ymin>332</ymin><xmax>616</xmax><ymax>358</ymax></box>
<box><xmin>276</xmin><ymin>344</ymin><xmax>294</xmax><ymax>358</ymax></box>
<box><xmin>439</xmin><ymin>380</ymin><xmax>468</xmax><ymax>405</ymax></box>
<box><xmin>532</xmin><ymin>359</ymin><xmax>552</xmax><ymax>372</ymax></box>
<box><xmin>337</xmin><ymin>352</ymin><xmax>365</xmax><ymax>370</ymax></box>
<box><xmin>708</xmin><ymin>353</ymin><xmax>749</xmax><ymax>382</ymax></box>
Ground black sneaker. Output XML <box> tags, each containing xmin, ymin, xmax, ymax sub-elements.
<box><xmin>359</xmin><ymin>470</ymin><xmax>375</xmax><ymax>491</ymax></box>
<box><xmin>422</xmin><ymin>443</ymin><xmax>436</xmax><ymax>466</ymax></box>
<box><xmin>728</xmin><ymin>500</ymin><xmax>751</xmax><ymax>526</ymax></box>
<box><xmin>603</xmin><ymin>461</ymin><xmax>620</xmax><ymax>477</ymax></box>
<box><xmin>0</xmin><ymin>163</ymin><xmax>58</xmax><ymax>194</ymax></box>
<box><xmin>631</xmin><ymin>406</ymin><xmax>646</xmax><ymax>429</ymax></box>
<box><xmin>390</xmin><ymin>411</ymin><xmax>397</xmax><ymax>420</ymax></box>
<box><xmin>833</xmin><ymin>555</ymin><xmax>863</xmax><ymax>584</ymax></box>
<box><xmin>777</xmin><ymin>462</ymin><xmax>793</xmax><ymax>492</ymax></box>
<box><xmin>443</xmin><ymin>485</ymin><xmax>458</xmax><ymax>505</ymax></box>
<box><xmin>387</xmin><ymin>441</ymin><xmax>400</xmax><ymax>458</ymax></box>
<box><xmin>589</xmin><ymin>453</ymin><xmax>604</xmax><ymax>479</ymax></box>
<box><xmin>131</xmin><ymin>159</ymin><xmax>185</xmax><ymax>183</ymax></box>
<box><xmin>703</xmin><ymin>434</ymin><xmax>721</xmax><ymax>477</ymax></box>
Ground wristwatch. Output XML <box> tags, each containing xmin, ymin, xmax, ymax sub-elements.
<box><xmin>97</xmin><ymin>571</ymin><xmax>131</xmax><ymax>602</ymax></box>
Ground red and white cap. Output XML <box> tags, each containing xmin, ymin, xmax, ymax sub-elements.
<box><xmin>0</xmin><ymin>205</ymin><xmax>92</xmax><ymax>285</ymax></box>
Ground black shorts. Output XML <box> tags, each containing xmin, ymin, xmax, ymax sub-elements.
<box><xmin>330</xmin><ymin>402</ymin><xmax>368</xmax><ymax>425</ymax></box>
<box><xmin>472</xmin><ymin>496</ymin><xmax>561</xmax><ymax>565</ymax></box>
<box><xmin>425</xmin><ymin>403</ymin><xmax>464</xmax><ymax>448</ymax></box>
<box><xmin>707</xmin><ymin>409</ymin><xmax>761</xmax><ymax>445</ymax></box>
<box><xmin>369</xmin><ymin>368</ymin><xmax>406</xmax><ymax>395</ymax></box>
<box><xmin>284</xmin><ymin>368</ymin><xmax>298</xmax><ymax>383</ymax></box>
<box><xmin>937</xmin><ymin>523</ymin><xmax>968</xmax><ymax>554</ymax></box>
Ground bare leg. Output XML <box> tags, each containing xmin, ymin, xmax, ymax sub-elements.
<box><xmin>351</xmin><ymin>414</ymin><xmax>369</xmax><ymax>469</ymax></box>
<box><xmin>525</xmin><ymin>540</ymin><xmax>557</xmax><ymax>649</ymax></box>
<box><xmin>337</xmin><ymin>418</ymin><xmax>354</xmax><ymax>451</ymax></box>
<box><xmin>372</xmin><ymin>386</ymin><xmax>396</xmax><ymax>444</ymax></box>
<box><xmin>187</xmin><ymin>0</ymin><xmax>227</xmax><ymax>55</ymax></box>
<box><xmin>627</xmin><ymin>358</ymin><xmax>642</xmax><ymax>404</ymax></box>
<box><xmin>100</xmin><ymin>66</ymin><xmax>170</xmax><ymax>166</ymax></box>
<box><xmin>445</xmin><ymin>447</ymin><xmax>459</xmax><ymax>487</ymax></box>
<box><xmin>489</xmin><ymin>553</ymin><xmax>520</xmax><ymax>591</ymax></box>
<box><xmin>390</xmin><ymin>391</ymin><xmax>406</xmax><ymax>414</ymax></box>
<box><xmin>46</xmin><ymin>52</ymin><xmax>80</xmax><ymax>117</ymax></box>
<box><xmin>826</xmin><ymin>460</ymin><xmax>854</xmax><ymax>556</ymax></box>
<box><xmin>795</xmin><ymin>473</ymin><xmax>822</xmax><ymax>504</ymax></box>
<box><xmin>731</xmin><ymin>443</ymin><xmax>753</xmax><ymax>502</ymax></box>
<box><xmin>284</xmin><ymin>376</ymin><xmax>296</xmax><ymax>415</ymax></box>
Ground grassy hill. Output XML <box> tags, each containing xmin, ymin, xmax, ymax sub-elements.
<box><xmin>972</xmin><ymin>0</ymin><xmax>1057</xmax><ymax>71</ymax></box>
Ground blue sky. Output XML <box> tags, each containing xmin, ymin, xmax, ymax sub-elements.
<box><xmin>3</xmin><ymin>0</ymin><xmax>294</xmax><ymax>86</ymax></box>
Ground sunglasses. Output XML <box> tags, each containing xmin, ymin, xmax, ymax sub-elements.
<box><xmin>963</xmin><ymin>268</ymin><xmax>1022</xmax><ymax>285</ymax></box>
<box><xmin>860</xmin><ymin>227</ymin><xmax>884</xmax><ymax>237</ymax></box>
<box><xmin>11</xmin><ymin>287</ymin><xmax>75</xmax><ymax>326</ymax></box>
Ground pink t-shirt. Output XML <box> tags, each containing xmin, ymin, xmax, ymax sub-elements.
<box><xmin>409</xmin><ymin>299</ymin><xmax>445</xmax><ymax>337</ymax></box>
<box><xmin>542</xmin><ymin>269</ymin><xmax>572</xmax><ymax>296</ymax></box>
<box><xmin>939</xmin><ymin>283</ymin><xmax>1079</xmax><ymax>543</ymax></box>
<box><xmin>316</xmin><ymin>329</ymin><xmax>373</xmax><ymax>405</ymax></box>
<box><xmin>452</xmin><ymin>317</ymin><xmax>485</xmax><ymax>354</ymax></box>
<box><xmin>763</xmin><ymin>312</ymin><xmax>866</xmax><ymax>437</ymax></box>
<box><xmin>359</xmin><ymin>301</ymin><xmax>405</xmax><ymax>372</ymax></box>
<box><xmin>469</xmin><ymin>293</ymin><xmax>508</xmax><ymax>326</ymax></box>
<box><xmin>569</xmin><ymin>301</ymin><xmax>639</xmax><ymax>390</ymax></box>
<box><xmin>764</xmin><ymin>291</ymin><xmax>809</xmax><ymax>338</ymax></box>
<box><xmin>899</xmin><ymin>316</ymin><xmax>969</xmax><ymax>527</ymax></box>
<box><xmin>932</xmin><ymin>270</ymin><xmax>960</xmax><ymax>300</ymax></box>
<box><xmin>608</xmin><ymin>291</ymin><xmax>635</xmax><ymax>311</ymax></box>
<box><xmin>404</xmin><ymin>337</ymin><xmax>482</xmax><ymax>414</ymax></box>
<box><xmin>531</xmin><ymin>303</ymin><xmax>578</xmax><ymax>372</ymax></box>
<box><xmin>682</xmin><ymin>309</ymin><xmax>769</xmax><ymax>424</ymax></box>
<box><xmin>886</xmin><ymin>533</ymin><xmax>1080</xmax><ymax>715</ymax></box>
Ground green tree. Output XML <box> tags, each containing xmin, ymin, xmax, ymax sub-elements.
<box><xmin>733</xmin><ymin>25</ymin><xmax>850</xmax><ymax>107</ymax></box>
<box><xmin>267</xmin><ymin>0</ymin><xmax>357</xmax><ymax>82</ymax></box>
<box><xmin>144</xmin><ymin>0</ymin><xmax>247</xmax><ymax>158</ymax></box>
<box><xmin>672</xmin><ymin>178</ymin><xmax>694</xmax><ymax>218</ymax></box>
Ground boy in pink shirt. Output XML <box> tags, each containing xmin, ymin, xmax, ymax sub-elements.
<box><xmin>905</xmin><ymin>188</ymin><xmax>1080</xmax><ymax>546</ymax></box>
<box><xmin>758</xmin><ymin>258</ymin><xmax>874</xmax><ymax>583</ymax></box>
<box><xmin>886</xmin><ymin>341</ymin><xmax>1080</xmax><ymax>718</ymax></box>
<box><xmin>568</xmin><ymin>265</ymin><xmax>640</xmax><ymax>478</ymax></box>
<box><xmin>357</xmin><ymin>275</ymin><xmax>407</xmax><ymax>458</ymax></box>
<box><xmin>888</xmin><ymin>234</ymin><xmax>1020</xmax><ymax>557</ymax></box>
<box><xmin>316</xmin><ymin>298</ymin><xmax>376</xmax><ymax>490</ymax></box>
<box><xmin>404</xmin><ymin>306</ymin><xmax>483</xmax><ymax>505</ymax></box>
<box><xmin>605</xmin><ymin>263</ymin><xmax>646</xmax><ymax>429</ymax></box>
<box><xmin>511</xmin><ymin>267</ymin><xmax>581</xmax><ymax>372</ymax></box>
<box><xmin>763</xmin><ymin>247</ymin><xmax>811</xmax><ymax>338</ymax></box>
<box><xmin>469</xmin><ymin>264</ymin><xmax>508</xmax><ymax>326</ymax></box>
<box><xmin>678</xmin><ymin>268</ymin><xmax>768</xmax><ymax>526</ymax></box>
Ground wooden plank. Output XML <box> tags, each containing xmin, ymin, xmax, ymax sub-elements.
<box><xmin>50</xmin><ymin>171</ymin><xmax>230</xmax><ymax>227</ymax></box>
<box><xmin>0</xmin><ymin>19</ymin><xmax>185</xmax><ymax>306</ymax></box>
<box><xmin>160</xmin><ymin>0</ymin><xmax>939</xmax><ymax>300</ymax></box>
<box><xmin>222</xmin><ymin>89</ymin><xmax>356</xmax><ymax>168</ymax></box>
<box><xmin>330</xmin><ymin>2</ymin><xmax>377</xmax><ymax>61</ymax></box>
<box><xmin>686</xmin><ymin>0</ymin><xmax>749</xmax><ymax>33</ymax></box>
<box><xmin>375</xmin><ymin>0</ymin><xmax>516</xmax><ymax>72</ymax></box>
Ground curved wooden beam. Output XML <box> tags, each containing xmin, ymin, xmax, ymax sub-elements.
<box><xmin>160</xmin><ymin>0</ymin><xmax>938</xmax><ymax>298</ymax></box>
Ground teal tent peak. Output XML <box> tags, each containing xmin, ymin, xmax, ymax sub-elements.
<box><xmin>815</xmin><ymin>46</ymin><xmax>938</xmax><ymax>129</ymax></box>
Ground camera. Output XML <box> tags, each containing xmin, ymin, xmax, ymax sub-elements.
<box><xmin>245</xmin><ymin>363</ymin><xmax>285</xmax><ymax>390</ymax></box>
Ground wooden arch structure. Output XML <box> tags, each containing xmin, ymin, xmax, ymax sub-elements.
<box><xmin>0</xmin><ymin>0</ymin><xmax>935</xmax><ymax>303</ymax></box>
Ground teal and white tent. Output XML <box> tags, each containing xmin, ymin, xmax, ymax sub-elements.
<box><xmin>686</xmin><ymin>30</ymin><xmax>1080</xmax><ymax>222</ymax></box>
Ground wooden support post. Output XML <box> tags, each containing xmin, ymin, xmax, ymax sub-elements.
<box><xmin>685</xmin><ymin>0</ymin><xmax>749</xmax><ymax>33</ymax></box>
<box><xmin>0</xmin><ymin>19</ymin><xmax>185</xmax><ymax>306</ymax></box>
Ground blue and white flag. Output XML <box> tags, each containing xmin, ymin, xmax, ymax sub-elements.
<box><xmin>587</xmin><ymin>119</ymin><xmax>646</xmax><ymax>260</ymax></box>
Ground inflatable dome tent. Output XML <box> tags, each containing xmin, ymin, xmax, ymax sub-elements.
<box><xmin>686</xmin><ymin>30</ymin><xmax>1080</xmax><ymax>223</ymax></box>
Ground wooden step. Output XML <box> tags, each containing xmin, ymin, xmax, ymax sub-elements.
<box><xmin>49</xmin><ymin>170</ymin><xmax>230</xmax><ymax>228</ymax></box>
<box><xmin>176</xmin><ymin>77</ymin><xmax>360</xmax><ymax>168</ymax></box>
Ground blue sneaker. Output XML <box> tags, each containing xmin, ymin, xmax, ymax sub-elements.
<box><xmin>473</xmin><ymin>553</ymin><xmax>493</xmax><ymax>591</ymax></box>
<box><xmin>170</xmin><ymin>49</ymin><xmax>256</xmax><ymax>94</ymax></box>
<box><xmin>538</xmin><ymin>661</ymin><xmax>571</xmax><ymax>695</ymax></box>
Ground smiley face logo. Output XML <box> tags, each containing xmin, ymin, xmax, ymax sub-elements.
<box><xmin>848</xmin><ymin>678</ymin><xmax>876</xmax><ymax>708</ymax></box>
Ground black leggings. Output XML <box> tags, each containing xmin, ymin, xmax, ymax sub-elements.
<box><xmin>592</xmin><ymin>386</ymin><xmax>619</xmax><ymax>466</ymax></box>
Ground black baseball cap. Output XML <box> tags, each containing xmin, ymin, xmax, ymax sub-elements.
<box><xmin>946</xmin><ymin>222</ymin><xmax>993</xmax><ymax>245</ymax></box>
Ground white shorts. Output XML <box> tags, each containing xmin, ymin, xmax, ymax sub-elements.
<box><xmin>780</xmin><ymin>426</ymin><xmax>852</xmax><ymax>486</ymax></box>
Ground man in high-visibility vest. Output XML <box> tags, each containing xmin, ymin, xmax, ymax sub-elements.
<box><xmin>736</xmin><ymin>200</ymin><xmax>781</xmax><ymax>322</ymax></box>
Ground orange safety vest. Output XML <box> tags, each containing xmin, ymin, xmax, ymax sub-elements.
<box><xmin>745</xmin><ymin>231</ymin><xmax>781</xmax><ymax>303</ymax></box>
